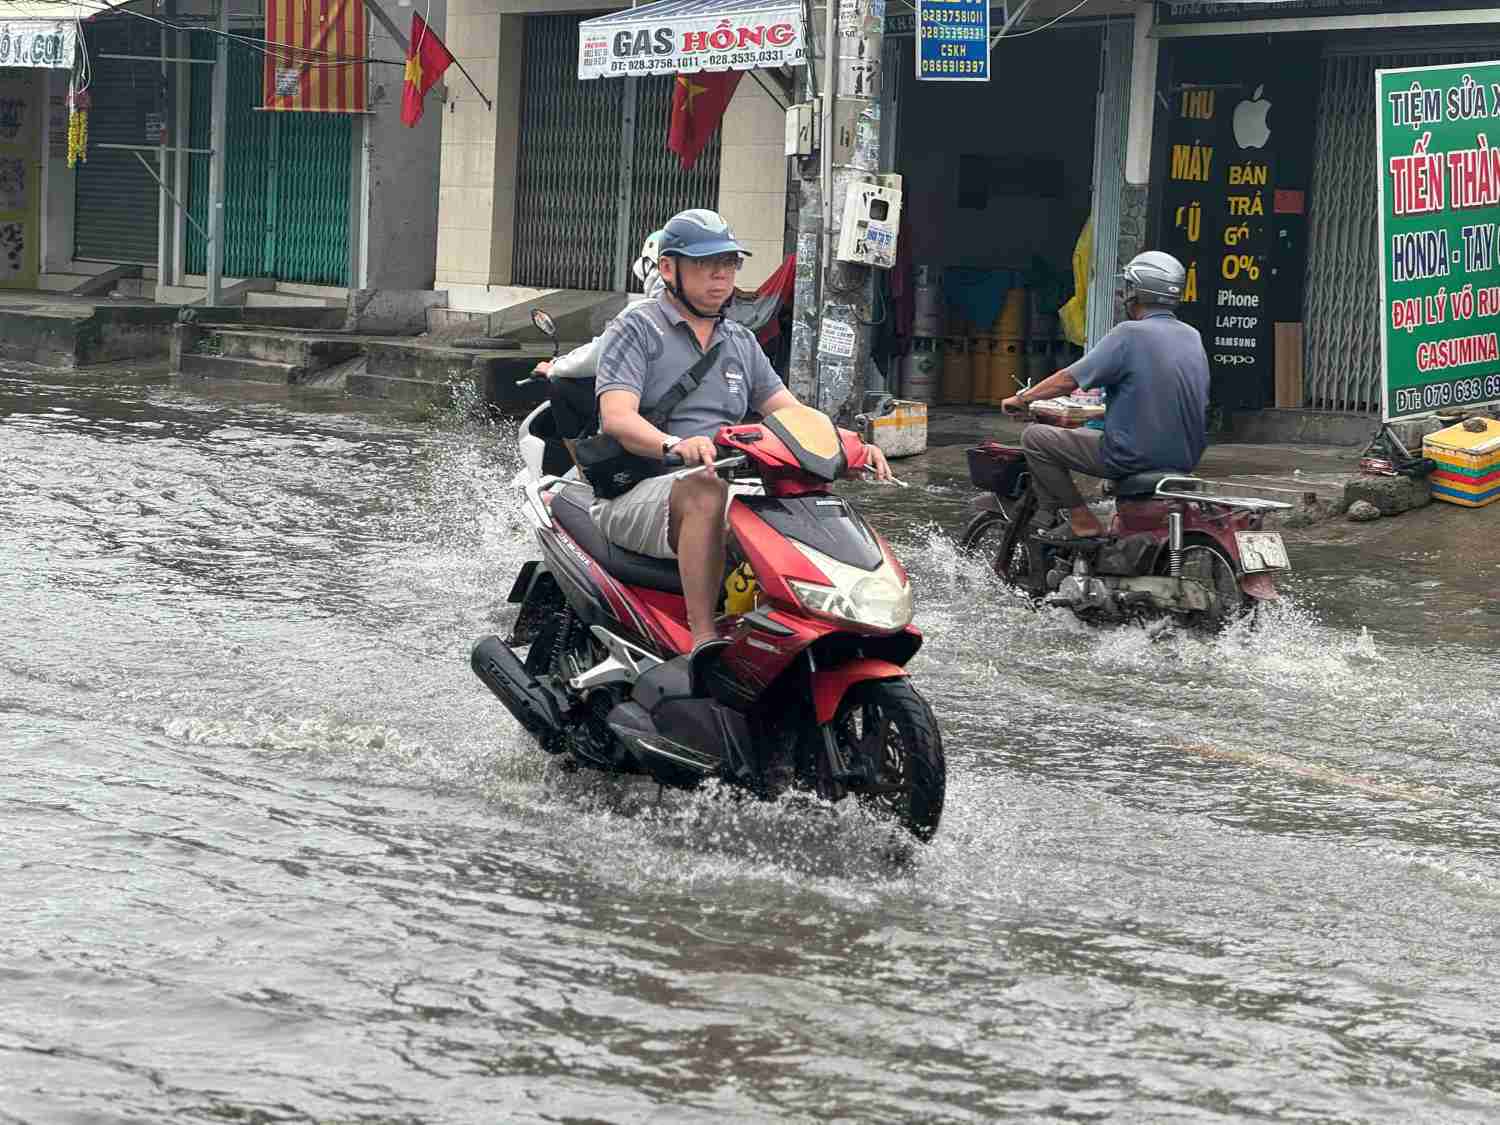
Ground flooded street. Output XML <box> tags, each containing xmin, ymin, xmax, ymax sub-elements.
<box><xmin>5</xmin><ymin>366</ymin><xmax>1500</xmax><ymax>1123</ymax></box>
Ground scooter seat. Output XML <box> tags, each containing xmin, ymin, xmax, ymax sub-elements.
<box><xmin>1110</xmin><ymin>469</ymin><xmax>1191</xmax><ymax>498</ymax></box>
<box><xmin>549</xmin><ymin>483</ymin><xmax>685</xmax><ymax>594</ymax></box>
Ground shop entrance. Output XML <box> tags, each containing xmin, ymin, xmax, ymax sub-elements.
<box><xmin>882</xmin><ymin>24</ymin><xmax>1109</xmax><ymax>409</ymax></box>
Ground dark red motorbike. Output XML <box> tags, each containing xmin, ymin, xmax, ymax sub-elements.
<box><xmin>472</xmin><ymin>403</ymin><xmax>945</xmax><ymax>840</ymax></box>
<box><xmin>959</xmin><ymin>418</ymin><xmax>1293</xmax><ymax>629</ymax></box>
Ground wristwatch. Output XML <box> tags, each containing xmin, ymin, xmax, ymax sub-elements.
<box><xmin>662</xmin><ymin>434</ymin><xmax>683</xmax><ymax>458</ymax></box>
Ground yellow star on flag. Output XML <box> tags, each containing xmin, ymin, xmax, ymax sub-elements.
<box><xmin>404</xmin><ymin>54</ymin><xmax>423</xmax><ymax>87</ymax></box>
<box><xmin>676</xmin><ymin>73</ymin><xmax>707</xmax><ymax>113</ymax></box>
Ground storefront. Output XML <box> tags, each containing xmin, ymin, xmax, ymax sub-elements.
<box><xmin>877</xmin><ymin>2</ymin><xmax>1137</xmax><ymax>408</ymax></box>
<box><xmin>0</xmin><ymin>3</ymin><xmax>96</xmax><ymax>289</ymax></box>
<box><xmin>1152</xmin><ymin>0</ymin><xmax>1500</xmax><ymax>425</ymax></box>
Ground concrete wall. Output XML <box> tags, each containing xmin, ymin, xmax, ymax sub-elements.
<box><xmin>895</xmin><ymin>25</ymin><xmax>1101</xmax><ymax>272</ymax></box>
<box><xmin>435</xmin><ymin>0</ymin><xmax>523</xmax><ymax>290</ymax></box>
<box><xmin>357</xmin><ymin>0</ymin><xmax>447</xmax><ymax>289</ymax></box>
<box><xmin>40</xmin><ymin>68</ymin><xmax>73</xmax><ymax>275</ymax></box>
<box><xmin>718</xmin><ymin>79</ymin><xmax>790</xmax><ymax>288</ymax></box>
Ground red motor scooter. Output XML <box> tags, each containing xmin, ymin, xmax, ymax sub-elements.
<box><xmin>472</xmin><ymin>403</ymin><xmax>945</xmax><ymax>841</ymax></box>
<box><xmin>959</xmin><ymin>414</ymin><xmax>1293</xmax><ymax>629</ymax></box>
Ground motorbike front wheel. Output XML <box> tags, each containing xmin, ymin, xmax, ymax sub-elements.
<box><xmin>960</xmin><ymin>494</ymin><xmax>1040</xmax><ymax>589</ymax></box>
<box><xmin>827</xmin><ymin>679</ymin><xmax>946</xmax><ymax>842</ymax></box>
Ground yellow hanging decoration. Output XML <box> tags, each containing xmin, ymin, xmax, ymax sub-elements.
<box><xmin>66</xmin><ymin>88</ymin><xmax>89</xmax><ymax>169</ymax></box>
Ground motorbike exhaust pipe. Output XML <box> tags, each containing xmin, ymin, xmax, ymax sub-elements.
<box><xmin>1168</xmin><ymin>511</ymin><xmax>1184</xmax><ymax>578</ymax></box>
<box><xmin>470</xmin><ymin>635</ymin><xmax>563</xmax><ymax>740</ymax></box>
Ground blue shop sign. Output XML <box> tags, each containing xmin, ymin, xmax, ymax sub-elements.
<box><xmin>916</xmin><ymin>0</ymin><xmax>993</xmax><ymax>83</ymax></box>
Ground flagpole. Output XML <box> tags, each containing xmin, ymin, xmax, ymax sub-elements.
<box><xmin>447</xmin><ymin>55</ymin><xmax>493</xmax><ymax>111</ymax></box>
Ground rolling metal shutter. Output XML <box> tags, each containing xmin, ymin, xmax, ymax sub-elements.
<box><xmin>185</xmin><ymin>31</ymin><xmax>351</xmax><ymax>285</ymax></box>
<box><xmin>512</xmin><ymin>13</ymin><xmax>721</xmax><ymax>291</ymax></box>
<box><xmin>1304</xmin><ymin>44</ymin><xmax>1500</xmax><ymax>412</ymax></box>
<box><xmin>73</xmin><ymin>19</ymin><xmax>162</xmax><ymax>265</ymax></box>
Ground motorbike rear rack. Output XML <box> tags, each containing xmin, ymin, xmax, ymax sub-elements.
<box><xmin>1152</xmin><ymin>476</ymin><xmax>1294</xmax><ymax>512</ymax></box>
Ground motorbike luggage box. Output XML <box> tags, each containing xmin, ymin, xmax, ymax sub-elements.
<box><xmin>967</xmin><ymin>442</ymin><xmax>1028</xmax><ymax>496</ymax></box>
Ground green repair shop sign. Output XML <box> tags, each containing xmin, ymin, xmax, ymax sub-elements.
<box><xmin>1379</xmin><ymin>61</ymin><xmax>1500</xmax><ymax>420</ymax></box>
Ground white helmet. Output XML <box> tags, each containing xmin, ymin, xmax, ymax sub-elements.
<box><xmin>632</xmin><ymin>229</ymin><xmax>664</xmax><ymax>285</ymax></box>
<box><xmin>1120</xmin><ymin>250</ymin><xmax>1187</xmax><ymax>308</ymax></box>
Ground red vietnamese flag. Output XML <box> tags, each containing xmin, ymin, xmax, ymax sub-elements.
<box><xmin>401</xmin><ymin>13</ymin><xmax>453</xmax><ymax>127</ymax></box>
<box><xmin>667</xmin><ymin>70</ymin><xmax>743</xmax><ymax>170</ymax></box>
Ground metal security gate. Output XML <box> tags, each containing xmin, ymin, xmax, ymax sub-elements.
<box><xmin>1304</xmin><ymin>45</ymin><xmax>1499</xmax><ymax>412</ymax></box>
<box><xmin>74</xmin><ymin>20</ymin><xmax>162</xmax><ymax>264</ymax></box>
<box><xmin>185</xmin><ymin>32</ymin><xmax>351</xmax><ymax>285</ymax></box>
<box><xmin>512</xmin><ymin>13</ymin><xmax>720</xmax><ymax>291</ymax></box>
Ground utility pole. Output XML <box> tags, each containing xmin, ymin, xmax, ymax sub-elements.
<box><xmin>204</xmin><ymin>0</ymin><xmax>229</xmax><ymax>306</ymax></box>
<box><xmin>786</xmin><ymin>0</ymin><xmax>825</xmax><ymax>404</ymax></box>
<box><xmin>788</xmin><ymin>0</ymin><xmax>884</xmax><ymax>422</ymax></box>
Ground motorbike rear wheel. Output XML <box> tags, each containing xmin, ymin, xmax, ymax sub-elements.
<box><xmin>829</xmin><ymin>679</ymin><xmax>946</xmax><ymax>842</ymax></box>
<box><xmin>1165</xmin><ymin>542</ymin><xmax>1245</xmax><ymax>630</ymax></box>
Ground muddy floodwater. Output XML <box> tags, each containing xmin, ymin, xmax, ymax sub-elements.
<box><xmin>5</xmin><ymin>367</ymin><xmax>1500</xmax><ymax>1123</ymax></box>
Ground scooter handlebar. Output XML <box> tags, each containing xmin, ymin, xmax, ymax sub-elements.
<box><xmin>662</xmin><ymin>452</ymin><xmax>747</xmax><ymax>474</ymax></box>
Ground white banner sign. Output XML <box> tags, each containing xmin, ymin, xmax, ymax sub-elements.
<box><xmin>578</xmin><ymin>4</ymin><xmax>805</xmax><ymax>80</ymax></box>
<box><xmin>0</xmin><ymin>20</ymin><xmax>76</xmax><ymax>68</ymax></box>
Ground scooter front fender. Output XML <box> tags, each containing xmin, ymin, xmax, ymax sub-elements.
<box><xmin>811</xmin><ymin>659</ymin><xmax>908</xmax><ymax>724</ymax></box>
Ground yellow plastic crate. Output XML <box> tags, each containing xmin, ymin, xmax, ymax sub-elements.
<box><xmin>1424</xmin><ymin>417</ymin><xmax>1500</xmax><ymax>507</ymax></box>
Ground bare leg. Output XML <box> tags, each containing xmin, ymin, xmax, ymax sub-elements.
<box><xmin>668</xmin><ymin>470</ymin><xmax>730</xmax><ymax>646</ymax></box>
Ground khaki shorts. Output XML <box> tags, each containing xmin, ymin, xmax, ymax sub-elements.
<box><xmin>590</xmin><ymin>473</ymin><xmax>679</xmax><ymax>559</ymax></box>
<box><xmin>590</xmin><ymin>472</ymin><xmax>748</xmax><ymax>559</ymax></box>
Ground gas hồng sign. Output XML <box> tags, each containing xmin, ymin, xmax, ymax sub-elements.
<box><xmin>577</xmin><ymin>2</ymin><xmax>806</xmax><ymax>79</ymax></box>
<box><xmin>1378</xmin><ymin>61</ymin><xmax>1500</xmax><ymax>420</ymax></box>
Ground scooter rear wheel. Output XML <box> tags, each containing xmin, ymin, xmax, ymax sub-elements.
<box><xmin>830</xmin><ymin>679</ymin><xmax>946</xmax><ymax>842</ymax></box>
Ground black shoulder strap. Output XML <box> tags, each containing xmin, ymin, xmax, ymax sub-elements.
<box><xmin>644</xmin><ymin>342</ymin><xmax>723</xmax><ymax>429</ymax></box>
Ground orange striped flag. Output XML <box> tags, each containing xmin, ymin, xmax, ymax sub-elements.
<box><xmin>263</xmin><ymin>0</ymin><xmax>367</xmax><ymax>113</ymax></box>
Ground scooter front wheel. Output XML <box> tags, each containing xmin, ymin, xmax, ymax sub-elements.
<box><xmin>828</xmin><ymin>679</ymin><xmax>946</xmax><ymax>842</ymax></box>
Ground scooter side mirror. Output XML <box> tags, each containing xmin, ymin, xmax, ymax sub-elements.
<box><xmin>530</xmin><ymin>309</ymin><xmax>559</xmax><ymax>358</ymax></box>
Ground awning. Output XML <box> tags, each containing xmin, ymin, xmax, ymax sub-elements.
<box><xmin>0</xmin><ymin>0</ymin><xmax>135</xmax><ymax>68</ymax></box>
<box><xmin>578</xmin><ymin>0</ymin><xmax>805</xmax><ymax>80</ymax></box>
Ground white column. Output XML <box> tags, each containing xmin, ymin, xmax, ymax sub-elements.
<box><xmin>1125</xmin><ymin>0</ymin><xmax>1158</xmax><ymax>186</ymax></box>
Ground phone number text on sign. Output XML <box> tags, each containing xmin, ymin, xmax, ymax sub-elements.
<box><xmin>1394</xmin><ymin>373</ymin><xmax>1500</xmax><ymax>415</ymax></box>
<box><xmin>916</xmin><ymin>0</ymin><xmax>988</xmax><ymax>83</ymax></box>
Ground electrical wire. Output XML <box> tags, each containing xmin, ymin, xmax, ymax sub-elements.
<box><xmin>992</xmin><ymin>0</ymin><xmax>1093</xmax><ymax>43</ymax></box>
<box><xmin>26</xmin><ymin>0</ymin><xmax>409</xmax><ymax>69</ymax></box>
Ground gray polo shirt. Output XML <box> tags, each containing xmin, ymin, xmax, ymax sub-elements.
<box><xmin>594</xmin><ymin>292</ymin><xmax>786</xmax><ymax>440</ymax></box>
<box><xmin>1068</xmin><ymin>311</ymin><xmax>1210</xmax><ymax>476</ymax></box>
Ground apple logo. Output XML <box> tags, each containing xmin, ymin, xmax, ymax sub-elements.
<box><xmin>1233</xmin><ymin>84</ymin><xmax>1271</xmax><ymax>150</ymax></box>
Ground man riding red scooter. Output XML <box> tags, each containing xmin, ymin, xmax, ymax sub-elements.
<box><xmin>587</xmin><ymin>208</ymin><xmax>891</xmax><ymax>684</ymax></box>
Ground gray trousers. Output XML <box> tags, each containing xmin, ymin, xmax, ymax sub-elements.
<box><xmin>1021</xmin><ymin>424</ymin><xmax>1111</xmax><ymax>512</ymax></box>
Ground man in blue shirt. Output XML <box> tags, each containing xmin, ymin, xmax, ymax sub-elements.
<box><xmin>1001</xmin><ymin>251</ymin><xmax>1209</xmax><ymax>541</ymax></box>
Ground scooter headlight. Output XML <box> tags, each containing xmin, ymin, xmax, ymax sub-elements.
<box><xmin>785</xmin><ymin>543</ymin><xmax>913</xmax><ymax>632</ymax></box>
